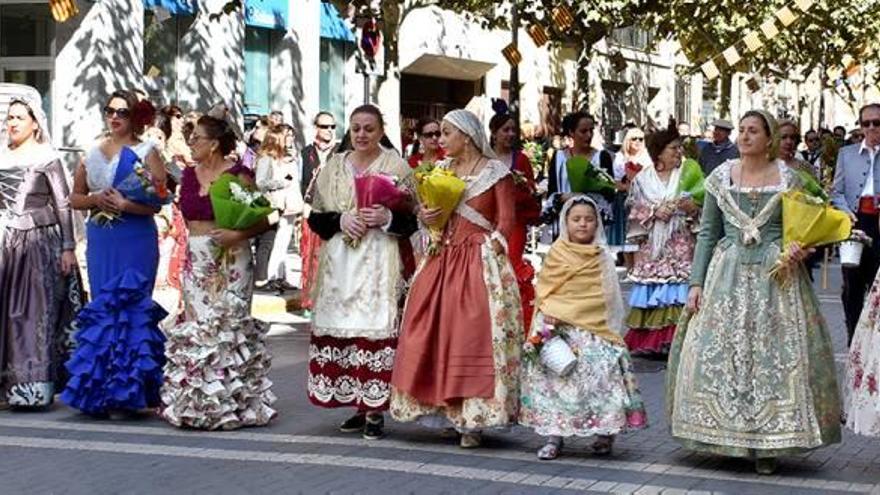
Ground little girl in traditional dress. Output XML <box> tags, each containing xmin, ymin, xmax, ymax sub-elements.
<box><xmin>520</xmin><ymin>195</ymin><xmax>647</xmax><ymax>460</ymax></box>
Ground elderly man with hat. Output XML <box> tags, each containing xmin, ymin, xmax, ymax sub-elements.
<box><xmin>698</xmin><ymin>119</ymin><xmax>739</xmax><ymax>174</ymax></box>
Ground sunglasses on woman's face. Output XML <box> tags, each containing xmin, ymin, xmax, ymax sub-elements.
<box><xmin>421</xmin><ymin>131</ymin><xmax>441</xmax><ymax>139</ymax></box>
<box><xmin>631</xmin><ymin>137</ymin><xmax>644</xmax><ymax>142</ymax></box>
<box><xmin>103</xmin><ymin>106</ymin><xmax>131</xmax><ymax>119</ymax></box>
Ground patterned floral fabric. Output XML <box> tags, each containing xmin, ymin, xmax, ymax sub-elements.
<box><xmin>161</xmin><ymin>236</ymin><xmax>277</xmax><ymax>430</ymax></box>
<box><xmin>520</xmin><ymin>313</ymin><xmax>647</xmax><ymax>437</ymax></box>
<box><xmin>844</xmin><ymin>268</ymin><xmax>880</xmax><ymax>436</ymax></box>
<box><xmin>390</xmin><ymin>243</ymin><xmax>523</xmax><ymax>431</ymax></box>
<box><xmin>624</xmin><ymin>175</ymin><xmax>698</xmax><ymax>354</ymax></box>
<box><xmin>308</xmin><ymin>335</ymin><xmax>396</xmax><ymax>411</ymax></box>
<box><xmin>667</xmin><ymin>162</ymin><xmax>841</xmax><ymax>458</ymax></box>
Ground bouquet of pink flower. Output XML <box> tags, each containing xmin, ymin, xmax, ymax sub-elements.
<box><xmin>355</xmin><ymin>173</ymin><xmax>408</xmax><ymax>211</ymax></box>
<box><xmin>345</xmin><ymin>173</ymin><xmax>409</xmax><ymax>247</ymax></box>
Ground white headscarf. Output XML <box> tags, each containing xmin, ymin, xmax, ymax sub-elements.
<box><xmin>0</xmin><ymin>88</ymin><xmax>59</xmax><ymax>168</ymax></box>
<box><xmin>442</xmin><ymin>109</ymin><xmax>496</xmax><ymax>159</ymax></box>
<box><xmin>558</xmin><ymin>194</ymin><xmax>608</xmax><ymax>246</ymax></box>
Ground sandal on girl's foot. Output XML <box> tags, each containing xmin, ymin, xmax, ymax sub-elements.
<box><xmin>363</xmin><ymin>414</ymin><xmax>384</xmax><ymax>440</ymax></box>
<box><xmin>459</xmin><ymin>432</ymin><xmax>482</xmax><ymax>449</ymax></box>
<box><xmin>339</xmin><ymin>413</ymin><xmax>366</xmax><ymax>433</ymax></box>
<box><xmin>537</xmin><ymin>438</ymin><xmax>564</xmax><ymax>460</ymax></box>
<box><xmin>755</xmin><ymin>458</ymin><xmax>777</xmax><ymax>475</ymax></box>
<box><xmin>590</xmin><ymin>435</ymin><xmax>614</xmax><ymax>456</ymax></box>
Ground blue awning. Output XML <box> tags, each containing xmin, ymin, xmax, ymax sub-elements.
<box><xmin>245</xmin><ymin>0</ymin><xmax>290</xmax><ymax>30</ymax></box>
<box><xmin>143</xmin><ymin>0</ymin><xmax>194</xmax><ymax>15</ymax></box>
<box><xmin>320</xmin><ymin>2</ymin><xmax>355</xmax><ymax>42</ymax></box>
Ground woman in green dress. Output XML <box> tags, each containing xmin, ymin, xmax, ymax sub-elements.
<box><xmin>667</xmin><ymin>110</ymin><xmax>841</xmax><ymax>475</ymax></box>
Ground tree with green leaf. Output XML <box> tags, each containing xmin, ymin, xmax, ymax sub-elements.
<box><xmin>642</xmin><ymin>0</ymin><xmax>880</xmax><ymax>119</ymax></box>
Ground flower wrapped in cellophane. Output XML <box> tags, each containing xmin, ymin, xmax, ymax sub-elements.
<box><xmin>209</xmin><ymin>173</ymin><xmax>274</xmax><ymax>230</ymax></box>
<box><xmin>413</xmin><ymin>162</ymin><xmax>466</xmax><ymax>255</ymax></box>
<box><xmin>769</xmin><ymin>188</ymin><xmax>851</xmax><ymax>285</ymax></box>
<box><xmin>676</xmin><ymin>158</ymin><xmax>705</xmax><ymax>206</ymax></box>
<box><xmin>566</xmin><ymin>156</ymin><xmax>615</xmax><ymax>197</ymax></box>
<box><xmin>345</xmin><ymin>173</ymin><xmax>410</xmax><ymax>247</ymax></box>
<box><xmin>92</xmin><ymin>146</ymin><xmax>173</xmax><ymax>226</ymax></box>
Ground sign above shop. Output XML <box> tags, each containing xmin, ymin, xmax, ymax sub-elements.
<box><xmin>245</xmin><ymin>0</ymin><xmax>289</xmax><ymax>30</ymax></box>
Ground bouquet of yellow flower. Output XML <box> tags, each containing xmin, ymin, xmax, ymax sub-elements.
<box><xmin>413</xmin><ymin>162</ymin><xmax>466</xmax><ymax>255</ymax></box>
<box><xmin>769</xmin><ymin>189</ymin><xmax>851</xmax><ymax>285</ymax></box>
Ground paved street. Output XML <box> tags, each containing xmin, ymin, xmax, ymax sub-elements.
<box><xmin>0</xmin><ymin>265</ymin><xmax>878</xmax><ymax>495</ymax></box>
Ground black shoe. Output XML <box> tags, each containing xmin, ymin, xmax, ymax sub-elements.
<box><xmin>363</xmin><ymin>414</ymin><xmax>384</xmax><ymax>440</ymax></box>
<box><xmin>339</xmin><ymin>413</ymin><xmax>366</xmax><ymax>433</ymax></box>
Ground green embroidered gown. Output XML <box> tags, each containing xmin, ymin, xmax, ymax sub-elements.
<box><xmin>666</xmin><ymin>160</ymin><xmax>841</xmax><ymax>458</ymax></box>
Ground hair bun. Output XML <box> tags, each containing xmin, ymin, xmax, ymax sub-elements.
<box><xmin>132</xmin><ymin>100</ymin><xmax>156</xmax><ymax>130</ymax></box>
<box><xmin>491</xmin><ymin>98</ymin><xmax>509</xmax><ymax>117</ymax></box>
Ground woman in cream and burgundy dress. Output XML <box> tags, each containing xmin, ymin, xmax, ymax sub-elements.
<box><xmin>391</xmin><ymin>109</ymin><xmax>523</xmax><ymax>448</ymax></box>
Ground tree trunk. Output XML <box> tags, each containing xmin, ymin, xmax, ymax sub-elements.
<box><xmin>575</xmin><ymin>39</ymin><xmax>592</xmax><ymax>112</ymax></box>
<box><xmin>719</xmin><ymin>71</ymin><xmax>733</xmax><ymax>119</ymax></box>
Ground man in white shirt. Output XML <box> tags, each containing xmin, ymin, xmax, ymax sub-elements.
<box><xmin>831</xmin><ymin>103</ymin><xmax>880</xmax><ymax>343</ymax></box>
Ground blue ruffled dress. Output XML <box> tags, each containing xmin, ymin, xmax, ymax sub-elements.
<box><xmin>60</xmin><ymin>142</ymin><xmax>167</xmax><ymax>415</ymax></box>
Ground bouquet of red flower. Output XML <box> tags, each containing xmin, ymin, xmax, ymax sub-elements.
<box><xmin>355</xmin><ymin>173</ymin><xmax>408</xmax><ymax>211</ymax></box>
<box><xmin>624</xmin><ymin>161</ymin><xmax>643</xmax><ymax>181</ymax></box>
<box><xmin>345</xmin><ymin>173</ymin><xmax>409</xmax><ymax>247</ymax></box>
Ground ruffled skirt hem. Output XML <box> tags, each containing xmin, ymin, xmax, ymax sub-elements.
<box><xmin>60</xmin><ymin>270</ymin><xmax>167</xmax><ymax>414</ymax></box>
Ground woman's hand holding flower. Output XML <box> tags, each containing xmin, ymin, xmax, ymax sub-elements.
<box><xmin>417</xmin><ymin>205</ymin><xmax>443</xmax><ymax>228</ymax></box>
<box><xmin>341</xmin><ymin>211</ymin><xmax>367</xmax><ymax>240</ymax></box>
<box><xmin>359</xmin><ymin>205</ymin><xmax>391</xmax><ymax>229</ymax></box>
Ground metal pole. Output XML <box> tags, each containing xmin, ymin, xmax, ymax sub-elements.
<box><xmin>509</xmin><ymin>1</ymin><xmax>520</xmax><ymax>148</ymax></box>
<box><xmin>363</xmin><ymin>72</ymin><xmax>370</xmax><ymax>105</ymax></box>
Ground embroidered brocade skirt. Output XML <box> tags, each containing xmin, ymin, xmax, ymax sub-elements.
<box><xmin>307</xmin><ymin>231</ymin><xmax>404</xmax><ymax>411</ymax></box>
<box><xmin>667</xmin><ymin>243</ymin><xmax>841</xmax><ymax>458</ymax></box>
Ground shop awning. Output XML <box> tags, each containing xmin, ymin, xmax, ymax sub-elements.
<box><xmin>143</xmin><ymin>0</ymin><xmax>195</xmax><ymax>15</ymax></box>
<box><xmin>403</xmin><ymin>54</ymin><xmax>494</xmax><ymax>81</ymax></box>
<box><xmin>320</xmin><ymin>2</ymin><xmax>355</xmax><ymax>42</ymax></box>
<box><xmin>245</xmin><ymin>0</ymin><xmax>290</xmax><ymax>30</ymax></box>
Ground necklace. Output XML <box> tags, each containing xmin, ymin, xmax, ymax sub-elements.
<box><xmin>736</xmin><ymin>163</ymin><xmax>775</xmax><ymax>213</ymax></box>
<box><xmin>454</xmin><ymin>156</ymin><xmax>484</xmax><ymax>178</ymax></box>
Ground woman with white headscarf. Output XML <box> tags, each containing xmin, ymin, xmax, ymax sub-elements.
<box><xmin>520</xmin><ymin>195</ymin><xmax>646</xmax><ymax>460</ymax></box>
<box><xmin>390</xmin><ymin>109</ymin><xmax>523</xmax><ymax>449</ymax></box>
<box><xmin>0</xmin><ymin>92</ymin><xmax>85</xmax><ymax>408</ymax></box>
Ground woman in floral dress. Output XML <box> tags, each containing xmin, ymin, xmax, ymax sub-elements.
<box><xmin>520</xmin><ymin>195</ymin><xmax>646</xmax><ymax>460</ymax></box>
<box><xmin>844</xmin><ymin>250</ymin><xmax>880</xmax><ymax>435</ymax></box>
<box><xmin>391</xmin><ymin>109</ymin><xmax>523</xmax><ymax>449</ymax></box>
<box><xmin>668</xmin><ymin>110</ymin><xmax>841</xmax><ymax>475</ymax></box>
<box><xmin>624</xmin><ymin>126</ymin><xmax>700</xmax><ymax>355</ymax></box>
<box><xmin>160</xmin><ymin>114</ymin><xmax>277</xmax><ymax>430</ymax></box>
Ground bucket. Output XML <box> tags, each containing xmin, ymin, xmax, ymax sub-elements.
<box><xmin>840</xmin><ymin>240</ymin><xmax>864</xmax><ymax>267</ymax></box>
<box><xmin>540</xmin><ymin>336</ymin><xmax>577</xmax><ymax>376</ymax></box>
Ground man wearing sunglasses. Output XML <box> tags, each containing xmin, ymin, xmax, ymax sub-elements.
<box><xmin>300</xmin><ymin>111</ymin><xmax>338</xmax><ymax>198</ymax></box>
<box><xmin>831</xmin><ymin>103</ymin><xmax>880</xmax><ymax>344</ymax></box>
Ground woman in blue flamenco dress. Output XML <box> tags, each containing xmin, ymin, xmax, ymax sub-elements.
<box><xmin>62</xmin><ymin>90</ymin><xmax>169</xmax><ymax>416</ymax></box>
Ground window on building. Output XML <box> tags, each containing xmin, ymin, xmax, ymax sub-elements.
<box><xmin>675</xmin><ymin>77</ymin><xmax>690</xmax><ymax>124</ymax></box>
<box><xmin>601</xmin><ymin>80</ymin><xmax>629</xmax><ymax>144</ymax></box>
<box><xmin>143</xmin><ymin>13</ymin><xmax>194</xmax><ymax>106</ymax></box>
<box><xmin>701</xmin><ymin>77</ymin><xmax>719</xmax><ymax>130</ymax></box>
<box><xmin>609</xmin><ymin>27</ymin><xmax>652</xmax><ymax>51</ymax></box>
<box><xmin>244</xmin><ymin>26</ymin><xmax>271</xmax><ymax>116</ymax></box>
<box><xmin>319</xmin><ymin>38</ymin><xmax>349</xmax><ymax>141</ymax></box>
<box><xmin>0</xmin><ymin>2</ymin><xmax>54</xmax><ymax>123</ymax></box>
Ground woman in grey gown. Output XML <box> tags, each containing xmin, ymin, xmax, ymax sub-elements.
<box><xmin>0</xmin><ymin>91</ymin><xmax>84</xmax><ymax>409</ymax></box>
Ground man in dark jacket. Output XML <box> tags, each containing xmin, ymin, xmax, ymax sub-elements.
<box><xmin>300</xmin><ymin>111</ymin><xmax>338</xmax><ymax>200</ymax></box>
<box><xmin>698</xmin><ymin>119</ymin><xmax>739</xmax><ymax>174</ymax></box>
